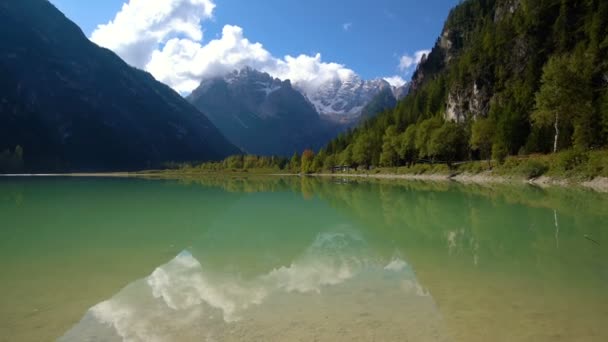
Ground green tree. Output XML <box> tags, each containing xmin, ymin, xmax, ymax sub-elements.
<box><xmin>340</xmin><ymin>145</ymin><xmax>353</xmax><ymax>167</ymax></box>
<box><xmin>470</xmin><ymin>118</ymin><xmax>496</xmax><ymax>164</ymax></box>
<box><xmin>380</xmin><ymin>125</ymin><xmax>399</xmax><ymax>167</ymax></box>
<box><xmin>492</xmin><ymin>140</ymin><xmax>509</xmax><ymax>164</ymax></box>
<box><xmin>428</xmin><ymin>121</ymin><xmax>467</xmax><ymax>168</ymax></box>
<box><xmin>532</xmin><ymin>54</ymin><xmax>593</xmax><ymax>152</ymax></box>
<box><xmin>398</xmin><ymin>124</ymin><xmax>418</xmax><ymax>166</ymax></box>
<box><xmin>415</xmin><ymin>117</ymin><xmax>443</xmax><ymax>159</ymax></box>
<box><xmin>552</xmin><ymin>0</ymin><xmax>571</xmax><ymax>52</ymax></box>
<box><xmin>311</xmin><ymin>149</ymin><xmax>326</xmax><ymax>173</ymax></box>
<box><xmin>290</xmin><ymin>152</ymin><xmax>301</xmax><ymax>173</ymax></box>
<box><xmin>353</xmin><ymin>133</ymin><xmax>373</xmax><ymax>167</ymax></box>
<box><xmin>225</xmin><ymin>155</ymin><xmax>244</xmax><ymax>169</ymax></box>
<box><xmin>324</xmin><ymin>153</ymin><xmax>337</xmax><ymax>171</ymax></box>
<box><xmin>244</xmin><ymin>155</ymin><xmax>258</xmax><ymax>169</ymax></box>
<box><xmin>300</xmin><ymin>149</ymin><xmax>315</xmax><ymax>174</ymax></box>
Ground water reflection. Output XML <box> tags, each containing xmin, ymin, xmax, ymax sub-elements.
<box><xmin>61</xmin><ymin>227</ymin><xmax>445</xmax><ymax>341</ymax></box>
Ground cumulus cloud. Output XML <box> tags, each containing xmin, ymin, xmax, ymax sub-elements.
<box><xmin>146</xmin><ymin>25</ymin><xmax>276</xmax><ymax>93</ymax></box>
<box><xmin>271</xmin><ymin>53</ymin><xmax>356</xmax><ymax>95</ymax></box>
<box><xmin>90</xmin><ymin>0</ymin><xmax>360</xmax><ymax>95</ymax></box>
<box><xmin>91</xmin><ymin>0</ymin><xmax>215</xmax><ymax>68</ymax></box>
<box><xmin>383</xmin><ymin>75</ymin><xmax>406</xmax><ymax>88</ymax></box>
<box><xmin>398</xmin><ymin>49</ymin><xmax>431</xmax><ymax>72</ymax></box>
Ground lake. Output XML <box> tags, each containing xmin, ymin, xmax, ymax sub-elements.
<box><xmin>0</xmin><ymin>176</ymin><xmax>607</xmax><ymax>341</ymax></box>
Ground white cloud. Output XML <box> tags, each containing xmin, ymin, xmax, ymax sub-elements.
<box><xmin>398</xmin><ymin>49</ymin><xmax>430</xmax><ymax>72</ymax></box>
<box><xmin>383</xmin><ymin>75</ymin><xmax>406</xmax><ymax>88</ymax></box>
<box><xmin>91</xmin><ymin>0</ymin><xmax>216</xmax><ymax>68</ymax></box>
<box><xmin>271</xmin><ymin>53</ymin><xmax>356</xmax><ymax>95</ymax></box>
<box><xmin>146</xmin><ymin>25</ymin><xmax>276</xmax><ymax>93</ymax></box>
<box><xmin>342</xmin><ymin>22</ymin><xmax>352</xmax><ymax>31</ymax></box>
<box><xmin>90</xmin><ymin>0</ymin><xmax>361</xmax><ymax>95</ymax></box>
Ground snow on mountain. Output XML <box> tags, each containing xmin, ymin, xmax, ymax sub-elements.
<box><xmin>193</xmin><ymin>67</ymin><xmax>408</xmax><ymax>125</ymax></box>
<box><xmin>187</xmin><ymin>67</ymin><xmax>338</xmax><ymax>156</ymax></box>
<box><xmin>392</xmin><ymin>83</ymin><xmax>411</xmax><ymax>100</ymax></box>
<box><xmin>223</xmin><ymin>67</ymin><xmax>285</xmax><ymax>98</ymax></box>
<box><xmin>294</xmin><ymin>75</ymin><xmax>393</xmax><ymax>121</ymax></box>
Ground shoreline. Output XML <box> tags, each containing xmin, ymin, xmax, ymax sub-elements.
<box><xmin>0</xmin><ymin>172</ymin><xmax>134</xmax><ymax>177</ymax></box>
<box><xmin>311</xmin><ymin>172</ymin><xmax>608</xmax><ymax>193</ymax></box>
<box><xmin>2</xmin><ymin>171</ymin><xmax>607</xmax><ymax>193</ymax></box>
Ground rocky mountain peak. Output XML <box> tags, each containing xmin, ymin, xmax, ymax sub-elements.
<box><xmin>299</xmin><ymin>75</ymin><xmax>393</xmax><ymax>121</ymax></box>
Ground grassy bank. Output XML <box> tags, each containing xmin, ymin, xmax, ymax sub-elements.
<box><xmin>170</xmin><ymin>149</ymin><xmax>608</xmax><ymax>179</ymax></box>
<box><xmin>142</xmin><ymin>149</ymin><xmax>608</xmax><ymax>192</ymax></box>
<box><xmin>311</xmin><ymin>149</ymin><xmax>608</xmax><ymax>192</ymax></box>
<box><xmin>348</xmin><ymin>149</ymin><xmax>608</xmax><ymax>180</ymax></box>
<box><xmin>146</xmin><ymin>149</ymin><xmax>608</xmax><ymax>180</ymax></box>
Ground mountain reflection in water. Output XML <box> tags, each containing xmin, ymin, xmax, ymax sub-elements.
<box><xmin>61</xmin><ymin>226</ymin><xmax>444</xmax><ymax>342</ymax></box>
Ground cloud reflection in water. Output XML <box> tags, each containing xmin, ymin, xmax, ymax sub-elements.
<box><xmin>61</xmin><ymin>230</ymin><xmax>444</xmax><ymax>341</ymax></box>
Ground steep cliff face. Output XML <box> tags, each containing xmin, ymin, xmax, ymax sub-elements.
<box><xmin>410</xmin><ymin>0</ymin><xmax>526</xmax><ymax>122</ymax></box>
<box><xmin>493</xmin><ymin>0</ymin><xmax>521</xmax><ymax>22</ymax></box>
<box><xmin>0</xmin><ymin>0</ymin><xmax>240</xmax><ymax>172</ymax></box>
<box><xmin>445</xmin><ymin>82</ymin><xmax>490</xmax><ymax>122</ymax></box>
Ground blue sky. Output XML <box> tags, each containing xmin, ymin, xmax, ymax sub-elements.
<box><xmin>50</xmin><ymin>0</ymin><xmax>458</xmax><ymax>92</ymax></box>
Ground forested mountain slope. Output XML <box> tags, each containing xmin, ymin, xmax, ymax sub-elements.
<box><xmin>322</xmin><ymin>0</ymin><xmax>608</xmax><ymax>168</ymax></box>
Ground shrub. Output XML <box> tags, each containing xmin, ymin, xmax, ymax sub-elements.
<box><xmin>500</xmin><ymin>156</ymin><xmax>522</xmax><ymax>171</ymax></box>
<box><xmin>518</xmin><ymin>160</ymin><xmax>549</xmax><ymax>179</ymax></box>
<box><xmin>585</xmin><ymin>151</ymin><xmax>608</xmax><ymax>178</ymax></box>
<box><xmin>553</xmin><ymin>149</ymin><xmax>589</xmax><ymax>172</ymax></box>
<box><xmin>492</xmin><ymin>141</ymin><xmax>509</xmax><ymax>164</ymax></box>
<box><xmin>458</xmin><ymin>161</ymin><xmax>488</xmax><ymax>174</ymax></box>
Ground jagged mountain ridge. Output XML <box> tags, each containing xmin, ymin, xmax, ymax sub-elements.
<box><xmin>0</xmin><ymin>0</ymin><xmax>240</xmax><ymax>172</ymax></box>
<box><xmin>299</xmin><ymin>75</ymin><xmax>401</xmax><ymax>122</ymax></box>
<box><xmin>188</xmin><ymin>68</ymin><xmax>338</xmax><ymax>156</ymax></box>
<box><xmin>187</xmin><ymin>67</ymin><xmax>410</xmax><ymax>155</ymax></box>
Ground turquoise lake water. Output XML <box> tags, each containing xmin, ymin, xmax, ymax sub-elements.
<box><xmin>1</xmin><ymin>176</ymin><xmax>607</xmax><ymax>341</ymax></box>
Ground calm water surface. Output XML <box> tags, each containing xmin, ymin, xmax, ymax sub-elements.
<box><xmin>0</xmin><ymin>176</ymin><xmax>607</xmax><ymax>341</ymax></box>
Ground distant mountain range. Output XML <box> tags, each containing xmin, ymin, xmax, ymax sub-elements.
<box><xmin>0</xmin><ymin>0</ymin><xmax>240</xmax><ymax>172</ymax></box>
<box><xmin>187</xmin><ymin>68</ymin><xmax>409</xmax><ymax>155</ymax></box>
<box><xmin>188</xmin><ymin>68</ymin><xmax>337</xmax><ymax>156</ymax></box>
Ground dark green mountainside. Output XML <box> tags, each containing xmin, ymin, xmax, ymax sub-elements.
<box><xmin>322</xmin><ymin>0</ymin><xmax>608</xmax><ymax>168</ymax></box>
<box><xmin>0</xmin><ymin>0</ymin><xmax>240</xmax><ymax>172</ymax></box>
